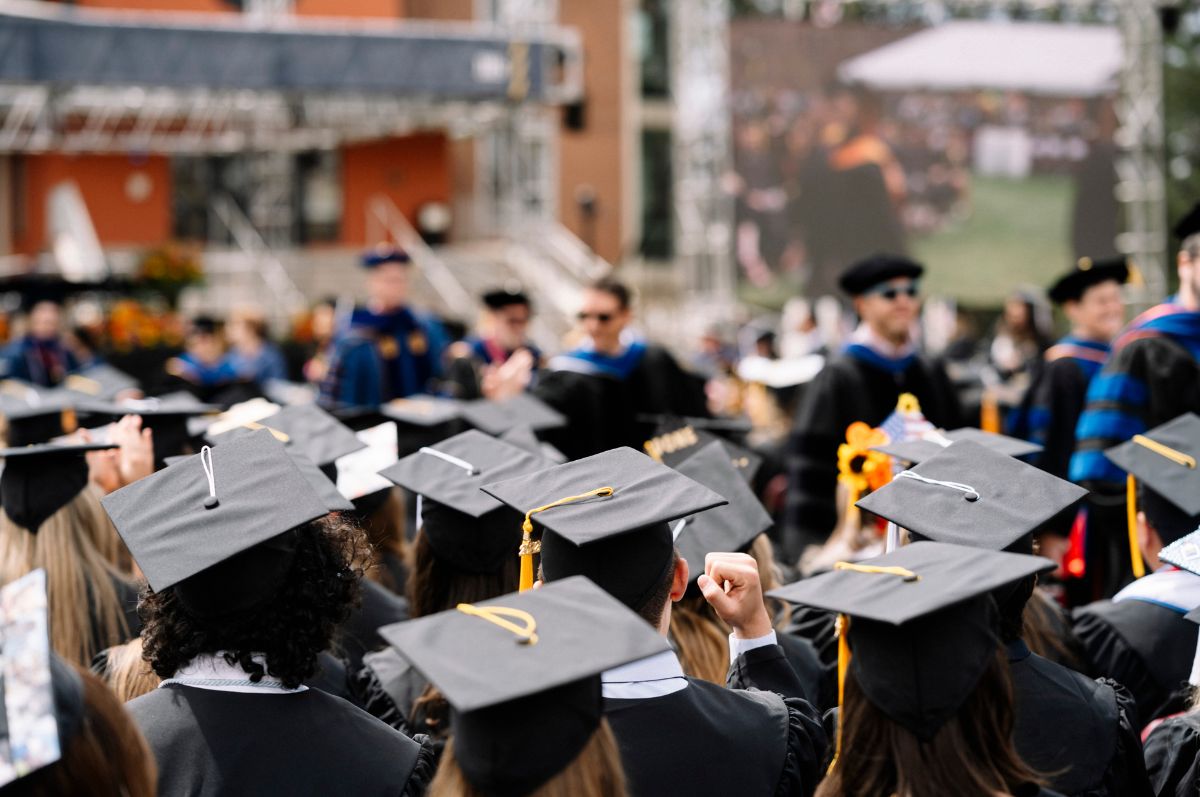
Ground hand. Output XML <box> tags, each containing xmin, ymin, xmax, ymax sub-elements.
<box><xmin>697</xmin><ymin>552</ymin><xmax>774</xmax><ymax>640</ymax></box>
<box><xmin>481</xmin><ymin>348</ymin><xmax>534</xmax><ymax>400</ymax></box>
<box><xmin>84</xmin><ymin>427</ymin><xmax>122</xmax><ymax>495</ymax></box>
<box><xmin>111</xmin><ymin>415</ymin><xmax>155</xmax><ymax>487</ymax></box>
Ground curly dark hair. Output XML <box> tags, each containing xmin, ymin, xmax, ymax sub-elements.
<box><xmin>140</xmin><ymin>514</ymin><xmax>371</xmax><ymax>689</ymax></box>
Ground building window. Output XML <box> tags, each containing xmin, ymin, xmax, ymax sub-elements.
<box><xmin>295</xmin><ymin>150</ymin><xmax>341</xmax><ymax>244</ymax></box>
<box><xmin>639</xmin><ymin>128</ymin><xmax>673</xmax><ymax>259</ymax></box>
<box><xmin>637</xmin><ymin>0</ymin><xmax>670</xmax><ymax>99</ymax></box>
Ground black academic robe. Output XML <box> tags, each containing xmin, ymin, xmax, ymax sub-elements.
<box><xmin>334</xmin><ymin>579</ymin><xmax>409</xmax><ymax>671</ymax></box>
<box><xmin>1072</xmin><ymin>599</ymin><xmax>1199</xmax><ymax>723</ymax></box>
<box><xmin>128</xmin><ymin>684</ymin><xmax>432</xmax><ymax>796</ymax></box>
<box><xmin>353</xmin><ymin>647</ymin><xmax>436</xmax><ymax>737</ymax></box>
<box><xmin>1023</xmin><ymin>354</ymin><xmax>1096</xmax><ymax>480</ymax></box>
<box><xmin>1008</xmin><ymin>640</ymin><xmax>1152</xmax><ymax>797</ymax></box>
<box><xmin>604</xmin><ymin>672</ymin><xmax>827</xmax><ymax>797</ymax></box>
<box><xmin>534</xmin><ymin>345</ymin><xmax>709</xmax><ymax>461</ymax></box>
<box><xmin>783</xmin><ymin>351</ymin><xmax>962</xmax><ymax>557</ymax></box>
<box><xmin>1144</xmin><ymin>711</ymin><xmax>1200</xmax><ymax>797</ymax></box>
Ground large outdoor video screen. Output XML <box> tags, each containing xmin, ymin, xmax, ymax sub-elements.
<box><xmin>729</xmin><ymin>18</ymin><xmax>1122</xmax><ymax>307</ymax></box>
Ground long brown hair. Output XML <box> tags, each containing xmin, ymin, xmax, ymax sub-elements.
<box><xmin>670</xmin><ymin>593</ymin><xmax>729</xmax><ymax>684</ymax></box>
<box><xmin>359</xmin><ymin>488</ymin><xmax>408</xmax><ymax>593</ymax></box>
<box><xmin>429</xmin><ymin>719</ymin><xmax>627</xmax><ymax>797</ymax></box>
<box><xmin>95</xmin><ymin>637</ymin><xmax>161</xmax><ymax>703</ymax></box>
<box><xmin>816</xmin><ymin>649</ymin><xmax>1044</xmax><ymax>797</ymax></box>
<box><xmin>4</xmin><ymin>666</ymin><xmax>157</xmax><ymax>797</ymax></box>
<box><xmin>405</xmin><ymin>529</ymin><xmax>520</xmax><ymax>619</ymax></box>
<box><xmin>0</xmin><ymin>488</ymin><xmax>131</xmax><ymax>666</ymax></box>
<box><xmin>1021</xmin><ymin>587</ymin><xmax>1084</xmax><ymax>671</ymax></box>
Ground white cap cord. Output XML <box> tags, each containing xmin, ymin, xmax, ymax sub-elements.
<box><xmin>897</xmin><ymin>470</ymin><xmax>980</xmax><ymax>502</ymax></box>
<box><xmin>200</xmin><ymin>445</ymin><xmax>219</xmax><ymax>509</ymax></box>
<box><xmin>418</xmin><ymin>446</ymin><xmax>480</xmax><ymax>476</ymax></box>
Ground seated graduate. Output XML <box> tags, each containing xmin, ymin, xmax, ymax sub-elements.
<box><xmin>1142</xmin><ymin>532</ymin><xmax>1200</xmax><ymax>797</ymax></box>
<box><xmin>206</xmin><ymin>401</ymin><xmax>408</xmax><ymax>671</ymax></box>
<box><xmin>0</xmin><ymin>570</ymin><xmax>156</xmax><ymax>797</ymax></box>
<box><xmin>858</xmin><ymin>439</ymin><xmax>1152</xmax><ymax>797</ymax></box>
<box><xmin>444</xmin><ymin>287</ymin><xmax>543</xmax><ymax>400</ymax></box>
<box><xmin>482</xmin><ymin>447</ymin><xmax>829</xmax><ymax>797</ymax></box>
<box><xmin>530</xmin><ymin>278</ymin><xmax>709</xmax><ymax>461</ymax></box>
<box><xmin>2</xmin><ymin>298</ymin><xmax>80</xmax><ymax>387</ymax></box>
<box><xmin>1071</xmin><ymin>413</ymin><xmax>1200</xmax><ymax>723</ymax></box>
<box><xmin>101</xmin><ymin>429</ymin><xmax>431</xmax><ymax>797</ymax></box>
<box><xmin>771</xmin><ymin>542</ymin><xmax>1063</xmax><ymax>797</ymax></box>
<box><xmin>0</xmin><ymin>442</ymin><xmax>141</xmax><ymax>666</ymax></box>
<box><xmin>354</xmin><ymin>429</ymin><xmax>552</xmax><ymax>741</ymax></box>
<box><xmin>668</xmin><ymin>441</ymin><xmax>826</xmax><ymax>706</ymax></box>
<box><xmin>224</xmin><ymin>306</ymin><xmax>289</xmax><ymax>386</ymax></box>
<box><xmin>380</xmin><ymin>577</ymin><xmax>667</xmax><ymax>797</ymax></box>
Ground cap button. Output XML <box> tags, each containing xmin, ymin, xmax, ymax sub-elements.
<box><xmin>204</xmin><ymin>496</ymin><xmax>220</xmax><ymax>510</ymax></box>
<box><xmin>964</xmin><ymin>492</ymin><xmax>979</xmax><ymax>503</ymax></box>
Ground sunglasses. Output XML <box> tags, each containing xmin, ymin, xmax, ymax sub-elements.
<box><xmin>866</xmin><ymin>281</ymin><xmax>920</xmax><ymax>301</ymax></box>
<box><xmin>577</xmin><ymin>312</ymin><xmax>614</xmax><ymax>323</ymax></box>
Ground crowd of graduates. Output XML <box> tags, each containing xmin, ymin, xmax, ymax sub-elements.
<box><xmin>6</xmin><ymin>209</ymin><xmax>1200</xmax><ymax>796</ymax></box>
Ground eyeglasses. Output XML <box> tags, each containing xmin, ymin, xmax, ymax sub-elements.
<box><xmin>866</xmin><ymin>281</ymin><xmax>920</xmax><ymax>301</ymax></box>
<box><xmin>577</xmin><ymin>312</ymin><xmax>614</xmax><ymax>323</ymax></box>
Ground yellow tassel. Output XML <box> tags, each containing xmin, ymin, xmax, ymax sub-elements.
<box><xmin>828</xmin><ymin>614</ymin><xmax>850</xmax><ymax>775</ymax></box>
<box><xmin>1127</xmin><ymin>474</ymin><xmax>1146</xmax><ymax>579</ymax></box>
<box><xmin>518</xmin><ymin>486</ymin><xmax>615</xmax><ymax>592</ymax></box>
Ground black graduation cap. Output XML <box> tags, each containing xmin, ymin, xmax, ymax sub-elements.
<box><xmin>101</xmin><ymin>429</ymin><xmax>331</xmax><ymax>618</ymax></box>
<box><xmin>379</xmin><ymin>395</ymin><xmax>464</xmax><ymax>455</ymax></box>
<box><xmin>857</xmin><ymin>440</ymin><xmax>1086</xmax><ymax>553</ymax></box>
<box><xmin>360</xmin><ymin>243</ymin><xmax>411</xmax><ymax>268</ymax></box>
<box><xmin>260</xmin><ymin>379</ymin><xmax>318</xmax><ymax>407</ymax></box>
<box><xmin>838</xmin><ymin>253</ymin><xmax>923</xmax><ymax>296</ymax></box>
<box><xmin>645</xmin><ymin>415</ymin><xmax>763</xmax><ymax>484</ymax></box>
<box><xmin>871</xmin><ymin>427</ymin><xmax>1043</xmax><ymax>466</ymax></box>
<box><xmin>171</xmin><ymin>429</ymin><xmax>353</xmax><ymax>514</ymax></box>
<box><xmin>500</xmin><ymin>424</ymin><xmax>567</xmax><ymax>464</ymax></box>
<box><xmin>768</xmin><ymin>541</ymin><xmax>1054</xmax><ymax>740</ymax></box>
<box><xmin>482</xmin><ymin>447</ymin><xmax>727</xmax><ymax>609</ymax></box>
<box><xmin>0</xmin><ymin>569</ymin><xmax>86</xmax><ymax>789</ymax></box>
<box><xmin>378</xmin><ymin>430</ymin><xmax>550</xmax><ymax>573</ymax></box>
<box><xmin>458</xmin><ymin>394</ymin><xmax>566</xmax><ymax>436</ymax></box>
<box><xmin>672</xmin><ymin>441</ymin><xmax>773</xmax><ymax>582</ymax></box>
<box><xmin>1173</xmin><ymin>202</ymin><xmax>1200</xmax><ymax>241</ymax></box>
<box><xmin>210</xmin><ymin>403</ymin><xmax>364</xmax><ymax>483</ymax></box>
<box><xmin>80</xmin><ymin>396</ymin><xmax>218</xmax><ymax>466</ymax></box>
<box><xmin>1160</xmin><ymin>528</ymin><xmax>1200</xmax><ymax>577</ymax></box>
<box><xmin>1047</xmin><ymin>256</ymin><xmax>1130</xmax><ymax>305</ymax></box>
<box><xmin>1</xmin><ymin>395</ymin><xmax>78</xmax><ymax>446</ymax></box>
<box><xmin>377</xmin><ymin>575</ymin><xmax>669</xmax><ymax>796</ymax></box>
<box><xmin>61</xmin><ymin>364</ymin><xmax>141</xmax><ymax>402</ymax></box>
<box><xmin>1104</xmin><ymin>413</ymin><xmax>1200</xmax><ymax>545</ymax></box>
<box><xmin>481</xmin><ymin>287</ymin><xmax>531</xmax><ymax>310</ymax></box>
<box><xmin>0</xmin><ymin>442</ymin><xmax>117</xmax><ymax>532</ymax></box>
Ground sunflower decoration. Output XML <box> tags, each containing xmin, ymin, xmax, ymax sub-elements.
<box><xmin>837</xmin><ymin>421</ymin><xmax>893</xmax><ymax>503</ymax></box>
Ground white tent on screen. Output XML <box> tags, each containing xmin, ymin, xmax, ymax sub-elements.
<box><xmin>838</xmin><ymin>20</ymin><xmax>1122</xmax><ymax>177</ymax></box>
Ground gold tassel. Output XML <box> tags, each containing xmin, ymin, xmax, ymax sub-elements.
<box><xmin>1127</xmin><ymin>474</ymin><xmax>1146</xmax><ymax>579</ymax></box>
<box><xmin>828</xmin><ymin>613</ymin><xmax>850</xmax><ymax>775</ymax></box>
<box><xmin>518</xmin><ymin>486</ymin><xmax>615</xmax><ymax>592</ymax></box>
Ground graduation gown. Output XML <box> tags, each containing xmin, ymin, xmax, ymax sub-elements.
<box><xmin>1070</xmin><ymin>308</ymin><xmax>1200</xmax><ymax>596</ymax></box>
<box><xmin>1007</xmin><ymin>640</ymin><xmax>1152</xmax><ymax>797</ymax></box>
<box><xmin>1009</xmin><ymin>338</ymin><xmax>1108</xmax><ymax>479</ymax></box>
<box><xmin>534</xmin><ymin>342</ymin><xmax>709</xmax><ymax>461</ymax></box>
<box><xmin>1144</xmin><ymin>711</ymin><xmax>1200</xmax><ymax>797</ymax></box>
<box><xmin>128</xmin><ymin>684</ymin><xmax>432</xmax><ymax>796</ymax></box>
<box><xmin>334</xmin><ymin>579</ymin><xmax>408</xmax><ymax>671</ymax></box>
<box><xmin>784</xmin><ymin>347</ymin><xmax>962</xmax><ymax>555</ymax></box>
<box><xmin>605</xmin><ymin>673</ymin><xmax>827</xmax><ymax>797</ymax></box>
<box><xmin>1072</xmin><ymin>587</ymin><xmax>1199</xmax><ymax>723</ymax></box>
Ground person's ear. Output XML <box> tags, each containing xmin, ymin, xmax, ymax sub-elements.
<box><xmin>669</xmin><ymin>557</ymin><xmax>689</xmax><ymax>603</ymax></box>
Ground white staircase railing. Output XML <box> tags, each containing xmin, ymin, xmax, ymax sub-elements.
<box><xmin>208</xmin><ymin>193</ymin><xmax>307</xmax><ymax>325</ymax></box>
<box><xmin>366</xmin><ymin>194</ymin><xmax>475</xmax><ymax>313</ymax></box>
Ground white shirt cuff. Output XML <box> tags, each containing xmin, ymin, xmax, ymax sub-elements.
<box><xmin>728</xmin><ymin>630</ymin><xmax>778</xmax><ymax>665</ymax></box>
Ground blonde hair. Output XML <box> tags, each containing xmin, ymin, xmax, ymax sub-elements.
<box><xmin>429</xmin><ymin>720</ymin><xmax>627</xmax><ymax>797</ymax></box>
<box><xmin>669</xmin><ymin>534</ymin><xmax>784</xmax><ymax>684</ymax></box>
<box><xmin>0</xmin><ymin>488</ymin><xmax>132</xmax><ymax>666</ymax></box>
<box><xmin>96</xmin><ymin>638</ymin><xmax>160</xmax><ymax>703</ymax></box>
<box><xmin>670</xmin><ymin>594</ymin><xmax>730</xmax><ymax>684</ymax></box>
<box><xmin>360</xmin><ymin>488</ymin><xmax>409</xmax><ymax>593</ymax></box>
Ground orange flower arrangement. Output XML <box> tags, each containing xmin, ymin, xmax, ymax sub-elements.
<box><xmin>836</xmin><ymin>421</ymin><xmax>893</xmax><ymax>498</ymax></box>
